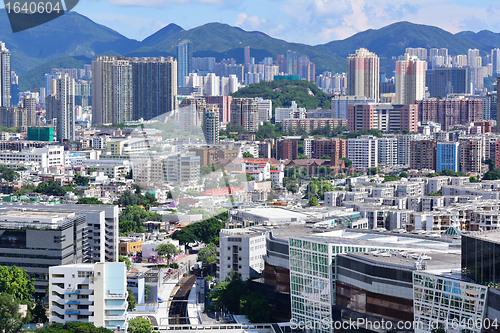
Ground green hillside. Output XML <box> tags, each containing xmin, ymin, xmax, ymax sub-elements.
<box><xmin>316</xmin><ymin>21</ymin><xmax>486</xmax><ymax>59</ymax></box>
<box><xmin>231</xmin><ymin>79</ymin><xmax>332</xmax><ymax>112</ymax></box>
<box><xmin>19</xmin><ymin>55</ymin><xmax>92</xmax><ymax>91</ymax></box>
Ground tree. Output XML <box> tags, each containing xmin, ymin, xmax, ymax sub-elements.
<box><xmin>127</xmin><ymin>288</ymin><xmax>136</xmax><ymax>310</ymax></box>
<box><xmin>428</xmin><ymin>190</ymin><xmax>442</xmax><ymax>196</ymax></box>
<box><xmin>77</xmin><ymin>197</ymin><xmax>104</xmax><ymax>205</ymax></box>
<box><xmin>119</xmin><ymin>255</ymin><xmax>131</xmax><ymax>271</ymax></box>
<box><xmin>30</xmin><ymin>299</ymin><xmax>48</xmax><ymax>324</ymax></box>
<box><xmin>197</xmin><ymin>243</ymin><xmax>217</xmax><ymax>266</ymax></box>
<box><xmin>0</xmin><ymin>266</ymin><xmax>35</xmax><ymax>301</ymax></box>
<box><xmin>74</xmin><ymin>173</ymin><xmax>90</xmax><ymax>186</ymax></box>
<box><xmin>320</xmin><ymin>155</ymin><xmax>331</xmax><ymax>159</ymax></box>
<box><xmin>485</xmin><ymin>158</ymin><xmax>495</xmax><ymax>171</ymax></box>
<box><xmin>0</xmin><ymin>165</ymin><xmax>19</xmax><ymax>182</ymax></box>
<box><xmin>470</xmin><ymin>176</ymin><xmax>480</xmax><ymax>183</ymax></box>
<box><xmin>155</xmin><ymin>243</ymin><xmax>178</xmax><ymax>261</ymax></box>
<box><xmin>0</xmin><ymin>294</ymin><xmax>23</xmax><ymax>333</ymax></box>
<box><xmin>243</xmin><ymin>152</ymin><xmax>254</xmax><ymax>158</ymax></box>
<box><xmin>246</xmin><ymin>173</ymin><xmax>254</xmax><ymax>181</ymax></box>
<box><xmin>399</xmin><ymin>171</ymin><xmax>408</xmax><ymax>178</ymax></box>
<box><xmin>483</xmin><ymin>168</ymin><xmax>500</xmax><ymax>180</ymax></box>
<box><xmin>144</xmin><ymin>284</ymin><xmax>151</xmax><ymax>301</ymax></box>
<box><xmin>309</xmin><ymin>196</ymin><xmax>319</xmax><ymax>206</ymax></box>
<box><xmin>127</xmin><ymin>317</ymin><xmax>153</xmax><ymax>333</ymax></box>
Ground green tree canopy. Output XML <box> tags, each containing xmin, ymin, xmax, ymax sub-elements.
<box><xmin>0</xmin><ymin>265</ymin><xmax>35</xmax><ymax>301</ymax></box>
<box><xmin>127</xmin><ymin>317</ymin><xmax>153</xmax><ymax>333</ymax></box>
<box><xmin>0</xmin><ymin>165</ymin><xmax>19</xmax><ymax>182</ymax></box>
<box><xmin>155</xmin><ymin>243</ymin><xmax>179</xmax><ymax>261</ymax></box>
<box><xmin>309</xmin><ymin>196</ymin><xmax>319</xmax><ymax>206</ymax></box>
<box><xmin>0</xmin><ymin>294</ymin><xmax>23</xmax><ymax>333</ymax></box>
<box><xmin>77</xmin><ymin>197</ymin><xmax>104</xmax><ymax>205</ymax></box>
<box><xmin>197</xmin><ymin>243</ymin><xmax>217</xmax><ymax>266</ymax></box>
<box><xmin>74</xmin><ymin>173</ymin><xmax>90</xmax><ymax>186</ymax></box>
<box><xmin>119</xmin><ymin>255</ymin><xmax>131</xmax><ymax>271</ymax></box>
<box><xmin>127</xmin><ymin>288</ymin><xmax>136</xmax><ymax>311</ymax></box>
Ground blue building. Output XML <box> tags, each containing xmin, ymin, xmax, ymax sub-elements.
<box><xmin>436</xmin><ymin>141</ymin><xmax>459</xmax><ymax>172</ymax></box>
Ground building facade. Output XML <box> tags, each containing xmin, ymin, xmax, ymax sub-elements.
<box><xmin>346</xmin><ymin>48</ymin><xmax>380</xmax><ymax>102</ymax></box>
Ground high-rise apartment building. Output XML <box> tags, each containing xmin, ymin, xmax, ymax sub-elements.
<box><xmin>310</xmin><ymin>138</ymin><xmax>347</xmax><ymax>160</ymax></box>
<box><xmin>177</xmin><ymin>40</ymin><xmax>193</xmax><ymax>87</ymax></box>
<box><xmin>0</xmin><ymin>42</ymin><xmax>11</xmax><ymax>108</ymax></box>
<box><xmin>416</xmin><ymin>99</ymin><xmax>482</xmax><ymax>131</ymax></box>
<box><xmin>22</xmin><ymin>95</ymin><xmax>37</xmax><ymax>127</ymax></box>
<box><xmin>131</xmin><ymin>57</ymin><xmax>177</xmax><ymax>121</ymax></box>
<box><xmin>459</xmin><ymin>139</ymin><xmax>482</xmax><ymax>174</ymax></box>
<box><xmin>92</xmin><ymin>56</ymin><xmax>132</xmax><ymax>125</ymax></box>
<box><xmin>203</xmin><ymin>104</ymin><xmax>219</xmax><ymax>145</ymax></box>
<box><xmin>346</xmin><ymin>48</ymin><xmax>380</xmax><ymax>102</ymax></box>
<box><xmin>426</xmin><ymin>67</ymin><xmax>469</xmax><ymax>98</ymax></box>
<box><xmin>276</xmin><ymin>139</ymin><xmax>298</xmax><ymax>160</ymax></box>
<box><xmin>395</xmin><ymin>54</ymin><xmax>427</xmax><ymax>104</ymax></box>
<box><xmin>436</xmin><ymin>141</ymin><xmax>460</xmax><ymax>172</ymax></box>
<box><xmin>377</xmin><ymin>136</ymin><xmax>398</xmax><ymax>166</ymax></box>
<box><xmin>405</xmin><ymin>47</ymin><xmax>427</xmax><ymax>61</ymax></box>
<box><xmin>410</xmin><ymin>140</ymin><xmax>437</xmax><ymax>171</ymax></box>
<box><xmin>348</xmin><ymin>136</ymin><xmax>378</xmax><ymax>169</ymax></box>
<box><xmin>203</xmin><ymin>95</ymin><xmax>232</xmax><ymax>125</ymax></box>
<box><xmin>255</xmin><ymin>97</ymin><xmax>272</xmax><ymax>123</ymax></box>
<box><xmin>53</xmin><ymin>73</ymin><xmax>75</xmax><ymax>142</ymax></box>
<box><xmin>468</xmin><ymin>49</ymin><xmax>482</xmax><ymax>68</ymax></box>
<box><xmin>230</xmin><ymin>98</ymin><xmax>258</xmax><ymax>132</ymax></box>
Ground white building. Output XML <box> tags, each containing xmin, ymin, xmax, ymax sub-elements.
<box><xmin>49</xmin><ymin>262</ymin><xmax>127</xmax><ymax>330</ymax></box>
<box><xmin>377</xmin><ymin>136</ymin><xmax>398</xmax><ymax>166</ymax></box>
<box><xmin>275</xmin><ymin>101</ymin><xmax>306</xmax><ymax>123</ymax></box>
<box><xmin>0</xmin><ymin>146</ymin><xmax>65</xmax><ymax>172</ymax></box>
<box><xmin>53</xmin><ymin>73</ymin><xmax>76</xmax><ymax>142</ymax></box>
<box><xmin>347</xmin><ymin>136</ymin><xmax>378</xmax><ymax>169</ymax></box>
<box><xmin>331</xmin><ymin>95</ymin><xmax>373</xmax><ymax>119</ymax></box>
<box><xmin>395</xmin><ymin>54</ymin><xmax>426</xmax><ymax>105</ymax></box>
<box><xmin>255</xmin><ymin>97</ymin><xmax>272</xmax><ymax>123</ymax></box>
<box><xmin>217</xmin><ymin>228</ymin><xmax>266</xmax><ymax>281</ymax></box>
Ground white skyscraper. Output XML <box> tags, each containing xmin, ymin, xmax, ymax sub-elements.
<box><xmin>468</xmin><ymin>49</ymin><xmax>482</xmax><ymax>68</ymax></box>
<box><xmin>54</xmin><ymin>73</ymin><xmax>75</xmax><ymax>142</ymax></box>
<box><xmin>395</xmin><ymin>54</ymin><xmax>427</xmax><ymax>104</ymax></box>
<box><xmin>491</xmin><ymin>48</ymin><xmax>500</xmax><ymax>74</ymax></box>
<box><xmin>0</xmin><ymin>42</ymin><xmax>11</xmax><ymax>107</ymax></box>
<box><xmin>348</xmin><ymin>135</ymin><xmax>378</xmax><ymax>169</ymax></box>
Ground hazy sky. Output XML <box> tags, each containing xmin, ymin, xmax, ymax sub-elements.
<box><xmin>77</xmin><ymin>0</ymin><xmax>500</xmax><ymax>45</ymax></box>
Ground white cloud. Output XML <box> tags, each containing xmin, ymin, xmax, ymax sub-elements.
<box><xmin>235</xmin><ymin>12</ymin><xmax>265</xmax><ymax>31</ymax></box>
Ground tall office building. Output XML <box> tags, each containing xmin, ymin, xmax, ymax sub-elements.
<box><xmin>346</xmin><ymin>48</ymin><xmax>380</xmax><ymax>102</ymax></box>
<box><xmin>0</xmin><ymin>42</ymin><xmax>11</xmax><ymax>108</ymax></box>
<box><xmin>436</xmin><ymin>141</ymin><xmax>460</xmax><ymax>172</ymax></box>
<box><xmin>131</xmin><ymin>57</ymin><xmax>177</xmax><ymax>121</ymax></box>
<box><xmin>92</xmin><ymin>56</ymin><xmax>132</xmax><ymax>125</ymax></box>
<box><xmin>395</xmin><ymin>54</ymin><xmax>427</xmax><ymax>104</ymax></box>
<box><xmin>230</xmin><ymin>98</ymin><xmax>258</xmax><ymax>133</ymax></box>
<box><xmin>492</xmin><ymin>48</ymin><xmax>500</xmax><ymax>75</ymax></box>
<box><xmin>286</xmin><ymin>50</ymin><xmax>298</xmax><ymax>75</ymax></box>
<box><xmin>177</xmin><ymin>40</ymin><xmax>193</xmax><ymax>87</ymax></box>
<box><xmin>52</xmin><ymin>74</ymin><xmax>75</xmax><ymax>142</ymax></box>
<box><xmin>426</xmin><ymin>67</ymin><xmax>469</xmax><ymax>98</ymax></box>
<box><xmin>243</xmin><ymin>46</ymin><xmax>250</xmax><ymax>65</ymax></box>
<box><xmin>203</xmin><ymin>104</ymin><xmax>219</xmax><ymax>145</ymax></box>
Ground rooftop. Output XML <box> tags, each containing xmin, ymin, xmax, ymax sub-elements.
<box><xmin>465</xmin><ymin>230</ymin><xmax>500</xmax><ymax>244</ymax></box>
<box><xmin>0</xmin><ymin>209</ymin><xmax>77</xmax><ymax>229</ymax></box>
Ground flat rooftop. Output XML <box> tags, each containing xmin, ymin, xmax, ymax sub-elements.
<box><xmin>465</xmin><ymin>230</ymin><xmax>500</xmax><ymax>244</ymax></box>
<box><xmin>344</xmin><ymin>251</ymin><xmax>461</xmax><ymax>271</ymax></box>
<box><xmin>0</xmin><ymin>209</ymin><xmax>76</xmax><ymax>229</ymax></box>
<box><xmin>291</xmin><ymin>229</ymin><xmax>459</xmax><ymax>253</ymax></box>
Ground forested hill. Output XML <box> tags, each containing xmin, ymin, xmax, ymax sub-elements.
<box><xmin>231</xmin><ymin>79</ymin><xmax>331</xmax><ymax>112</ymax></box>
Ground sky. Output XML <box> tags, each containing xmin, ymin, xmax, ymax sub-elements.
<box><xmin>77</xmin><ymin>0</ymin><xmax>500</xmax><ymax>45</ymax></box>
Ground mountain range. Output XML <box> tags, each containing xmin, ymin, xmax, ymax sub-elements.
<box><xmin>0</xmin><ymin>9</ymin><xmax>497</xmax><ymax>90</ymax></box>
